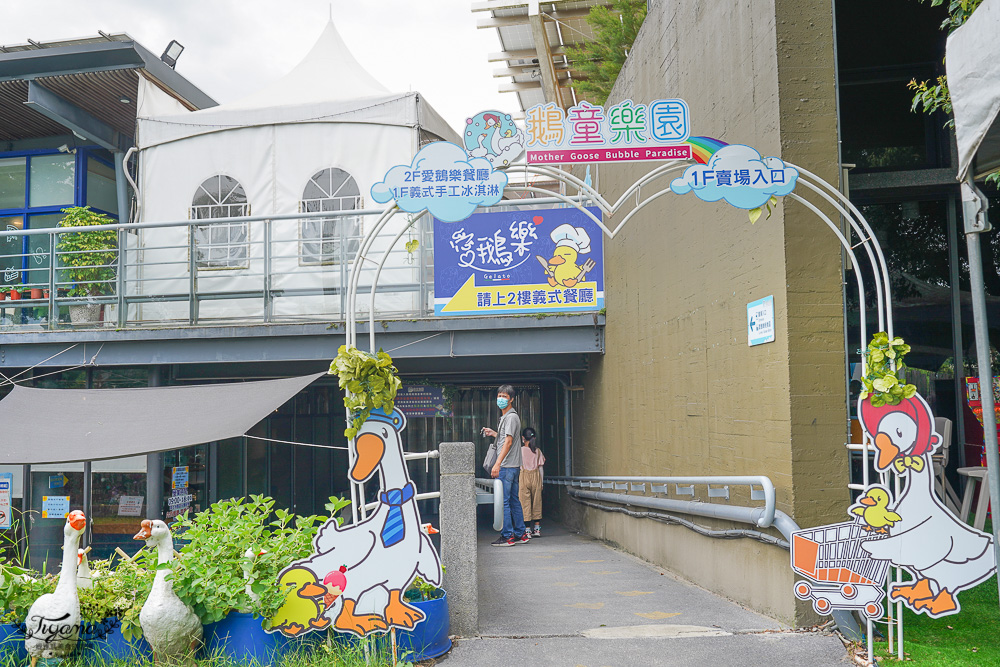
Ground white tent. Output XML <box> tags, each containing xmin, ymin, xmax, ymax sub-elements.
<box><xmin>947</xmin><ymin>0</ymin><xmax>1000</xmax><ymax>180</ymax></box>
<box><xmin>133</xmin><ymin>22</ymin><xmax>460</xmax><ymax>322</ymax></box>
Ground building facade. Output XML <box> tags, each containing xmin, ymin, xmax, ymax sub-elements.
<box><xmin>555</xmin><ymin>0</ymin><xmax>1000</xmax><ymax>624</ymax></box>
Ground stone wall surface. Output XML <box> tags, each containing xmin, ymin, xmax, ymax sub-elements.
<box><xmin>563</xmin><ymin>0</ymin><xmax>847</xmax><ymax>624</ymax></box>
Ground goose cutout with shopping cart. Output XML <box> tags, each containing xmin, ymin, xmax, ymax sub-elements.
<box><xmin>791</xmin><ymin>515</ymin><xmax>891</xmax><ymax>620</ymax></box>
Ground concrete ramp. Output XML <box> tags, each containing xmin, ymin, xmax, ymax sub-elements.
<box><xmin>439</xmin><ymin>523</ymin><xmax>849</xmax><ymax>666</ymax></box>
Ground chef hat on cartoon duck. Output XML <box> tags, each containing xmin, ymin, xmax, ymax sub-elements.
<box><xmin>365</xmin><ymin>406</ymin><xmax>407</xmax><ymax>432</ymax></box>
<box><xmin>550</xmin><ymin>224</ymin><xmax>592</xmax><ymax>255</ymax></box>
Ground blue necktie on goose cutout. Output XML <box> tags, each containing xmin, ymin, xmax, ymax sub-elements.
<box><xmin>380</xmin><ymin>482</ymin><xmax>415</xmax><ymax>547</ymax></box>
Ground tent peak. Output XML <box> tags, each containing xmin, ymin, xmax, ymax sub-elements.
<box><xmin>223</xmin><ymin>19</ymin><xmax>391</xmax><ymax>110</ymax></box>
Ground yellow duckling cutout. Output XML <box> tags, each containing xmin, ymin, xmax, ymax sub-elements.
<box><xmin>538</xmin><ymin>223</ymin><xmax>595</xmax><ymax>288</ymax></box>
<box><xmin>270</xmin><ymin>566</ymin><xmax>330</xmax><ymax>636</ymax></box>
<box><xmin>850</xmin><ymin>487</ymin><xmax>902</xmax><ymax>534</ymax></box>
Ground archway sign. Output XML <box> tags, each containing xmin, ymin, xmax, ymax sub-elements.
<box><xmin>280</xmin><ymin>98</ymin><xmax>995</xmax><ymax>665</ymax></box>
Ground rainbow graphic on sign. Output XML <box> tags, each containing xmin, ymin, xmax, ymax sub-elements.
<box><xmin>685</xmin><ymin>136</ymin><xmax>728</xmax><ymax>164</ymax></box>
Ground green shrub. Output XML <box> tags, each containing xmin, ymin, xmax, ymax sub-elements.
<box><xmin>168</xmin><ymin>495</ymin><xmax>339</xmax><ymax>625</ymax></box>
<box><xmin>56</xmin><ymin>206</ymin><xmax>117</xmax><ymax>298</ymax></box>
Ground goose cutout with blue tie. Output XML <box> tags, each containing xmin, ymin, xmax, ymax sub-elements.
<box><xmin>380</xmin><ymin>482</ymin><xmax>415</xmax><ymax>547</ymax></box>
<box><xmin>274</xmin><ymin>405</ymin><xmax>443</xmax><ymax>638</ymax></box>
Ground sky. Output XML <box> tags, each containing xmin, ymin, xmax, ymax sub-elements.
<box><xmin>0</xmin><ymin>0</ymin><xmax>516</xmax><ymax>135</ymax></box>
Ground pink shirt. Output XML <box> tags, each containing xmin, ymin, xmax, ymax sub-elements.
<box><xmin>520</xmin><ymin>446</ymin><xmax>546</xmax><ymax>471</ymax></box>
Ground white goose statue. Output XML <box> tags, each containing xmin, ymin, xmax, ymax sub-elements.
<box><xmin>24</xmin><ymin>510</ymin><xmax>87</xmax><ymax>666</ymax></box>
<box><xmin>134</xmin><ymin>519</ymin><xmax>203</xmax><ymax>664</ymax></box>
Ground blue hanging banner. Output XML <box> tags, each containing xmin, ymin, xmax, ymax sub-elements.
<box><xmin>433</xmin><ymin>206</ymin><xmax>604</xmax><ymax>316</ymax></box>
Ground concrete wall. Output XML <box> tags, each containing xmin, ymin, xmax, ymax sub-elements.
<box><xmin>564</xmin><ymin>0</ymin><xmax>847</xmax><ymax>624</ymax></box>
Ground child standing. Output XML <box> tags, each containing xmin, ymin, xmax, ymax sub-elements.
<box><xmin>519</xmin><ymin>427</ymin><xmax>546</xmax><ymax>537</ymax></box>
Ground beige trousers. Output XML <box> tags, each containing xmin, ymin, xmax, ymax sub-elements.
<box><xmin>519</xmin><ymin>467</ymin><xmax>543</xmax><ymax>521</ymax></box>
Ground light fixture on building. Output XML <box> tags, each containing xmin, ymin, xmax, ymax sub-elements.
<box><xmin>160</xmin><ymin>40</ymin><xmax>184</xmax><ymax>69</ymax></box>
<box><xmin>119</xmin><ymin>95</ymin><xmax>131</xmax><ymax>104</ymax></box>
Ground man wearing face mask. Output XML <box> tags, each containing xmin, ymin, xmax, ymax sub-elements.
<box><xmin>482</xmin><ymin>384</ymin><xmax>529</xmax><ymax>546</ymax></box>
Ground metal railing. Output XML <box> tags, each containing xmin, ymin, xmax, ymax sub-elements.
<box><xmin>547</xmin><ymin>474</ymin><xmax>793</xmax><ymax>538</ymax></box>
<box><xmin>0</xmin><ymin>196</ymin><xmax>573</xmax><ymax>331</ymax></box>
<box><xmin>475</xmin><ymin>477</ymin><xmax>504</xmax><ymax>531</ymax></box>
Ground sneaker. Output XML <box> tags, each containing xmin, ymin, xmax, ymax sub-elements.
<box><xmin>532</xmin><ymin>527</ymin><xmax>541</xmax><ymax>537</ymax></box>
<box><xmin>492</xmin><ymin>536</ymin><xmax>516</xmax><ymax>547</ymax></box>
<box><xmin>518</xmin><ymin>532</ymin><xmax>532</xmax><ymax>544</ymax></box>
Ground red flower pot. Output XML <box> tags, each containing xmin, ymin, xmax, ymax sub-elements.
<box><xmin>9</xmin><ymin>290</ymin><xmax>21</xmax><ymax>301</ymax></box>
<box><xmin>29</xmin><ymin>288</ymin><xmax>43</xmax><ymax>300</ymax></box>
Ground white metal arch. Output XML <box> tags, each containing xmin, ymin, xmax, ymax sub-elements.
<box><xmin>341</xmin><ymin>156</ymin><xmax>904</xmax><ymax>661</ymax></box>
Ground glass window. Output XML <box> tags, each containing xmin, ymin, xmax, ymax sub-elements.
<box><xmin>216</xmin><ymin>437</ymin><xmax>243</xmax><ymax>501</ymax></box>
<box><xmin>29</xmin><ymin>154</ymin><xmax>75</xmax><ymax>207</ymax></box>
<box><xmin>162</xmin><ymin>446</ymin><xmax>207</xmax><ymax>521</ymax></box>
<box><xmin>86</xmin><ymin>157</ymin><xmax>118</xmax><ymax>215</ymax></box>
<box><xmin>190</xmin><ymin>175</ymin><xmax>249</xmax><ymax>269</ymax></box>
<box><xmin>90</xmin><ymin>457</ymin><xmax>147</xmax><ymax>561</ymax></box>
<box><xmin>0</xmin><ymin>157</ymin><xmax>26</xmax><ymax>210</ymax></box>
<box><xmin>246</xmin><ymin>422</ymin><xmax>267</xmax><ymax>496</ymax></box>
<box><xmin>0</xmin><ymin>216</ymin><xmax>23</xmax><ymax>287</ymax></box>
<box><xmin>27</xmin><ymin>467</ymin><xmax>84</xmax><ymax>572</ymax></box>
<box><xmin>269</xmin><ymin>417</ymin><xmax>293</xmax><ymax>511</ymax></box>
<box><xmin>299</xmin><ymin>168</ymin><xmax>362</xmax><ymax>265</ymax></box>
<box><xmin>26</xmin><ymin>213</ymin><xmax>66</xmax><ymax>292</ymax></box>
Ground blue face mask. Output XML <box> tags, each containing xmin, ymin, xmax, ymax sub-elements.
<box><xmin>497</xmin><ymin>397</ymin><xmax>509</xmax><ymax>410</ymax></box>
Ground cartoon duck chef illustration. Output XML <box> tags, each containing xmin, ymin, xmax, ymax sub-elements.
<box><xmin>537</xmin><ymin>224</ymin><xmax>595</xmax><ymax>288</ymax></box>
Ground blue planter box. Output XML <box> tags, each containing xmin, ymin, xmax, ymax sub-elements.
<box><xmin>0</xmin><ymin>622</ymin><xmax>28</xmax><ymax>663</ymax></box>
<box><xmin>203</xmin><ymin>611</ymin><xmax>318</xmax><ymax>664</ymax></box>
<box><xmin>79</xmin><ymin>617</ymin><xmax>152</xmax><ymax>662</ymax></box>
<box><xmin>395</xmin><ymin>591</ymin><xmax>451</xmax><ymax>661</ymax></box>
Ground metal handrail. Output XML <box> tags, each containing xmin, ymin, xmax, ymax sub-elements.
<box><xmin>546</xmin><ymin>474</ymin><xmax>777</xmax><ymax>529</ymax></box>
<box><xmin>0</xmin><ymin>196</ymin><xmax>577</xmax><ymax>329</ymax></box>
<box><xmin>475</xmin><ymin>477</ymin><xmax>504</xmax><ymax>531</ymax></box>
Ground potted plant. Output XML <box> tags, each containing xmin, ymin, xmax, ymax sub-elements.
<box><xmin>55</xmin><ymin>206</ymin><xmax>117</xmax><ymax>324</ymax></box>
<box><xmin>396</xmin><ymin>573</ymin><xmax>451</xmax><ymax>661</ymax></box>
<box><xmin>0</xmin><ymin>286</ymin><xmax>8</xmax><ymax>301</ymax></box>
<box><xmin>28</xmin><ymin>285</ymin><xmax>43</xmax><ymax>300</ymax></box>
<box><xmin>8</xmin><ymin>285</ymin><xmax>23</xmax><ymax>301</ymax></box>
<box><xmin>169</xmin><ymin>495</ymin><xmax>335</xmax><ymax>664</ymax></box>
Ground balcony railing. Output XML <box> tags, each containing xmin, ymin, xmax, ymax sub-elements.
<box><xmin>0</xmin><ymin>197</ymin><xmax>571</xmax><ymax>331</ymax></box>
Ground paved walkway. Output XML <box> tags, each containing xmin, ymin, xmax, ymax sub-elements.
<box><xmin>437</xmin><ymin>523</ymin><xmax>849</xmax><ymax>666</ymax></box>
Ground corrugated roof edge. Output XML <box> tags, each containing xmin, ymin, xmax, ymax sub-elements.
<box><xmin>0</xmin><ymin>33</ymin><xmax>216</xmax><ymax>111</ymax></box>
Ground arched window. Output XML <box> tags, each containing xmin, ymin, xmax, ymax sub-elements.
<box><xmin>299</xmin><ymin>168</ymin><xmax>362</xmax><ymax>265</ymax></box>
<box><xmin>189</xmin><ymin>175</ymin><xmax>250</xmax><ymax>269</ymax></box>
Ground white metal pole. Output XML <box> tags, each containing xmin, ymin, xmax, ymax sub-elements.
<box><xmin>961</xmin><ymin>178</ymin><xmax>1000</xmax><ymax>607</ymax></box>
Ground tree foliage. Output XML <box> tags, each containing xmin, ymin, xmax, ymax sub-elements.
<box><xmin>910</xmin><ymin>0</ymin><xmax>999</xmax><ymax>186</ymax></box>
<box><xmin>565</xmin><ymin>0</ymin><xmax>647</xmax><ymax>105</ymax></box>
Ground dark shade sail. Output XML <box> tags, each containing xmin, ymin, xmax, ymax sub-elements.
<box><xmin>0</xmin><ymin>372</ymin><xmax>326</xmax><ymax>464</ymax></box>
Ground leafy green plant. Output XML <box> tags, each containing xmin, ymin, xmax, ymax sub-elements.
<box><xmin>56</xmin><ymin>206</ymin><xmax>118</xmax><ymax>298</ymax></box>
<box><xmin>0</xmin><ymin>564</ymin><xmax>55</xmax><ymax>624</ymax></box>
<box><xmin>403</xmin><ymin>576</ymin><xmax>443</xmax><ymax>603</ymax></box>
<box><xmin>75</xmin><ymin>550</ymin><xmax>156</xmax><ymax>641</ymax></box>
<box><xmin>169</xmin><ymin>495</ymin><xmax>339</xmax><ymax>625</ymax></box>
<box><xmin>910</xmin><ymin>0</ymin><xmax>999</xmax><ymax>187</ymax></box>
<box><xmin>330</xmin><ymin>346</ymin><xmax>402</xmax><ymax>439</ymax></box>
<box><xmin>858</xmin><ymin>332</ymin><xmax>917</xmax><ymax>406</ymax></box>
<box><xmin>748</xmin><ymin>195</ymin><xmax>779</xmax><ymax>225</ymax></box>
<box><xmin>564</xmin><ymin>0</ymin><xmax>647</xmax><ymax>105</ymax></box>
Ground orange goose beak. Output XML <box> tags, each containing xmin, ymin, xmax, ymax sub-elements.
<box><xmin>67</xmin><ymin>510</ymin><xmax>86</xmax><ymax>532</ymax></box>
<box><xmin>133</xmin><ymin>519</ymin><xmax>153</xmax><ymax>541</ymax></box>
